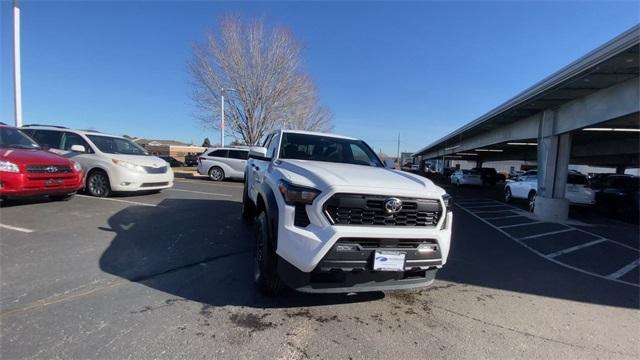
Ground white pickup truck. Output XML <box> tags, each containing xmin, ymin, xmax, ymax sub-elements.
<box><xmin>242</xmin><ymin>130</ymin><xmax>452</xmax><ymax>294</ymax></box>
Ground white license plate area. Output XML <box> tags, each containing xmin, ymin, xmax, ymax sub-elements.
<box><xmin>373</xmin><ymin>251</ymin><xmax>406</xmax><ymax>272</ymax></box>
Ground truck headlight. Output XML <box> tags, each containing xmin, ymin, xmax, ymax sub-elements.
<box><xmin>0</xmin><ymin>160</ymin><xmax>20</xmax><ymax>173</ymax></box>
<box><xmin>72</xmin><ymin>161</ymin><xmax>82</xmax><ymax>172</ymax></box>
<box><xmin>112</xmin><ymin>159</ymin><xmax>145</xmax><ymax>173</ymax></box>
<box><xmin>442</xmin><ymin>194</ymin><xmax>453</xmax><ymax>212</ymax></box>
<box><xmin>278</xmin><ymin>180</ymin><xmax>320</xmax><ymax>205</ymax></box>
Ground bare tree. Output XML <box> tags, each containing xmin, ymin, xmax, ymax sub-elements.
<box><xmin>189</xmin><ymin>16</ymin><xmax>333</xmax><ymax>145</ymax></box>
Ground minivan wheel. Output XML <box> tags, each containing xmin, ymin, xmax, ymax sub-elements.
<box><xmin>87</xmin><ymin>170</ymin><xmax>111</xmax><ymax>197</ymax></box>
<box><xmin>208</xmin><ymin>167</ymin><xmax>225</xmax><ymax>181</ymax></box>
<box><xmin>254</xmin><ymin>212</ymin><xmax>284</xmax><ymax>296</ymax></box>
<box><xmin>528</xmin><ymin>191</ymin><xmax>537</xmax><ymax>212</ymax></box>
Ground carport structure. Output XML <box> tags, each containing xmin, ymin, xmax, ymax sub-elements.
<box><xmin>414</xmin><ymin>25</ymin><xmax>639</xmax><ymax>220</ymax></box>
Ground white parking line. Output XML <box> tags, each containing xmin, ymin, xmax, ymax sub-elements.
<box><xmin>546</xmin><ymin>239</ymin><xmax>606</xmax><ymax>258</ymax></box>
<box><xmin>520</xmin><ymin>228</ymin><xmax>575</xmax><ymax>240</ymax></box>
<box><xmin>566</xmin><ymin>226</ymin><xmax>639</xmax><ymax>252</ymax></box>
<box><xmin>167</xmin><ymin>188</ymin><xmax>233</xmax><ymax>197</ymax></box>
<box><xmin>466</xmin><ymin>204</ymin><xmax>511</xmax><ymax>209</ymax></box>
<box><xmin>473</xmin><ymin>209</ymin><xmax>519</xmax><ymax>214</ymax></box>
<box><xmin>456</xmin><ymin>200</ymin><xmax>500</xmax><ymax>205</ymax></box>
<box><xmin>0</xmin><ymin>224</ymin><xmax>34</xmax><ymax>233</ymax></box>
<box><xmin>174</xmin><ymin>179</ymin><xmax>243</xmax><ymax>188</ymax></box>
<box><xmin>498</xmin><ymin>221</ymin><xmax>545</xmax><ymax>229</ymax></box>
<box><xmin>76</xmin><ymin>195</ymin><xmax>157</xmax><ymax>207</ymax></box>
<box><xmin>484</xmin><ymin>214</ymin><xmax>528</xmax><ymax>220</ymax></box>
<box><xmin>607</xmin><ymin>259</ymin><xmax>640</xmax><ymax>279</ymax></box>
<box><xmin>454</xmin><ymin>203</ymin><xmax>639</xmax><ymax>288</ymax></box>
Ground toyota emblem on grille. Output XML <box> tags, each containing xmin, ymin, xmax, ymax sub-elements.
<box><xmin>384</xmin><ymin>197</ymin><xmax>403</xmax><ymax>214</ymax></box>
<box><xmin>45</xmin><ymin>166</ymin><xmax>58</xmax><ymax>173</ymax></box>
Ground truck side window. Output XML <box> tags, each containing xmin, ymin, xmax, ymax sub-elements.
<box><xmin>267</xmin><ymin>134</ymin><xmax>280</xmax><ymax>159</ymax></box>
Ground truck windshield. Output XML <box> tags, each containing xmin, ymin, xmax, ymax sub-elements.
<box><xmin>0</xmin><ymin>127</ymin><xmax>41</xmax><ymax>150</ymax></box>
<box><xmin>87</xmin><ymin>135</ymin><xmax>148</xmax><ymax>155</ymax></box>
<box><xmin>279</xmin><ymin>133</ymin><xmax>383</xmax><ymax>167</ymax></box>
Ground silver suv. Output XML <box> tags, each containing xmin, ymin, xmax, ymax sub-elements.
<box><xmin>196</xmin><ymin>147</ymin><xmax>249</xmax><ymax>181</ymax></box>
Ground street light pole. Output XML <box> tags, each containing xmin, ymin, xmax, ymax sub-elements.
<box><xmin>220</xmin><ymin>93</ymin><xmax>225</xmax><ymax>147</ymax></box>
<box><xmin>13</xmin><ymin>0</ymin><xmax>23</xmax><ymax>127</ymax></box>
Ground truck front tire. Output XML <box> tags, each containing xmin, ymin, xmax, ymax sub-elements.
<box><xmin>254</xmin><ymin>211</ymin><xmax>284</xmax><ymax>295</ymax></box>
<box><xmin>241</xmin><ymin>182</ymin><xmax>256</xmax><ymax>221</ymax></box>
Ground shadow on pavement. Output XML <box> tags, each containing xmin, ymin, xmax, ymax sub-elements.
<box><xmin>99</xmin><ymin>194</ymin><xmax>637</xmax><ymax>310</ymax></box>
<box><xmin>98</xmin><ymin>198</ymin><xmax>384</xmax><ymax>309</ymax></box>
<box><xmin>438</xmin><ymin>205</ymin><xmax>639</xmax><ymax>309</ymax></box>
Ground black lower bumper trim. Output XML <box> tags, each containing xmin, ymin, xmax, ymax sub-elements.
<box><xmin>278</xmin><ymin>258</ymin><xmax>438</xmax><ymax>293</ymax></box>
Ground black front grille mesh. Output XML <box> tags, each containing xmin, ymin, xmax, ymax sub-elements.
<box><xmin>26</xmin><ymin>165</ymin><xmax>72</xmax><ymax>174</ymax></box>
<box><xmin>324</xmin><ymin>194</ymin><xmax>442</xmax><ymax>227</ymax></box>
<box><xmin>336</xmin><ymin>238</ymin><xmax>437</xmax><ymax>249</ymax></box>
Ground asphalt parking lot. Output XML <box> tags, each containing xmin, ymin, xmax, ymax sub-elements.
<box><xmin>1</xmin><ymin>177</ymin><xmax>639</xmax><ymax>359</ymax></box>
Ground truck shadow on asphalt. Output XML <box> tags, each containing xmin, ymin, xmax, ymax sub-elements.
<box><xmin>98</xmin><ymin>198</ymin><xmax>383</xmax><ymax>309</ymax></box>
<box><xmin>98</xmin><ymin>197</ymin><xmax>638</xmax><ymax>310</ymax></box>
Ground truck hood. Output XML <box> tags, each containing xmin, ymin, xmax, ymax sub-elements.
<box><xmin>0</xmin><ymin>148</ymin><xmax>72</xmax><ymax>166</ymax></box>
<box><xmin>277</xmin><ymin>159</ymin><xmax>443</xmax><ymax>195</ymax></box>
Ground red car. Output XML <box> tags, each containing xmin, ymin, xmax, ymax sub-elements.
<box><xmin>0</xmin><ymin>124</ymin><xmax>85</xmax><ymax>201</ymax></box>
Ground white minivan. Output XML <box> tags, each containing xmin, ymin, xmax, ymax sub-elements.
<box><xmin>196</xmin><ymin>147</ymin><xmax>249</xmax><ymax>181</ymax></box>
<box><xmin>22</xmin><ymin>125</ymin><xmax>174</xmax><ymax>197</ymax></box>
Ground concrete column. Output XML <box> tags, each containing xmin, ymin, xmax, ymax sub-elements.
<box><xmin>534</xmin><ymin>110</ymin><xmax>571</xmax><ymax>221</ymax></box>
<box><xmin>616</xmin><ymin>165</ymin><xmax>626</xmax><ymax>174</ymax></box>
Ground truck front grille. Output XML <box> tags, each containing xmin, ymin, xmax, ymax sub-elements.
<box><xmin>324</xmin><ymin>194</ymin><xmax>442</xmax><ymax>227</ymax></box>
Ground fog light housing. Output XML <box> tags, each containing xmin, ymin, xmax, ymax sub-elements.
<box><xmin>120</xmin><ymin>182</ymin><xmax>132</xmax><ymax>186</ymax></box>
<box><xmin>336</xmin><ymin>244</ymin><xmax>357</xmax><ymax>252</ymax></box>
<box><xmin>417</xmin><ymin>244</ymin><xmax>438</xmax><ymax>253</ymax></box>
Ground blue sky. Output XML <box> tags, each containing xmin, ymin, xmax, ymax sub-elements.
<box><xmin>1</xmin><ymin>1</ymin><xmax>638</xmax><ymax>154</ymax></box>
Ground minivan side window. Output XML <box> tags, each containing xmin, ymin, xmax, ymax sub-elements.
<box><xmin>62</xmin><ymin>132</ymin><xmax>93</xmax><ymax>153</ymax></box>
<box><xmin>29</xmin><ymin>130</ymin><xmax>63</xmax><ymax>149</ymax></box>
<box><xmin>208</xmin><ymin>149</ymin><xmax>228</xmax><ymax>158</ymax></box>
<box><xmin>228</xmin><ymin>150</ymin><xmax>249</xmax><ymax>160</ymax></box>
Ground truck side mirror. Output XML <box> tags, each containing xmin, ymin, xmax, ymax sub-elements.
<box><xmin>249</xmin><ymin>147</ymin><xmax>270</xmax><ymax>161</ymax></box>
<box><xmin>383</xmin><ymin>159</ymin><xmax>396</xmax><ymax>169</ymax></box>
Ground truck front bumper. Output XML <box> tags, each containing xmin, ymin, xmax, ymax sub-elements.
<box><xmin>278</xmin><ymin>257</ymin><xmax>438</xmax><ymax>293</ymax></box>
<box><xmin>277</xmin><ymin>228</ymin><xmax>447</xmax><ymax>293</ymax></box>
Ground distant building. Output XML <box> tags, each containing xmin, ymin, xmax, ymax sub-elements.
<box><xmin>133</xmin><ymin>138</ymin><xmax>206</xmax><ymax>162</ymax></box>
<box><xmin>400</xmin><ymin>152</ymin><xmax>415</xmax><ymax>165</ymax></box>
